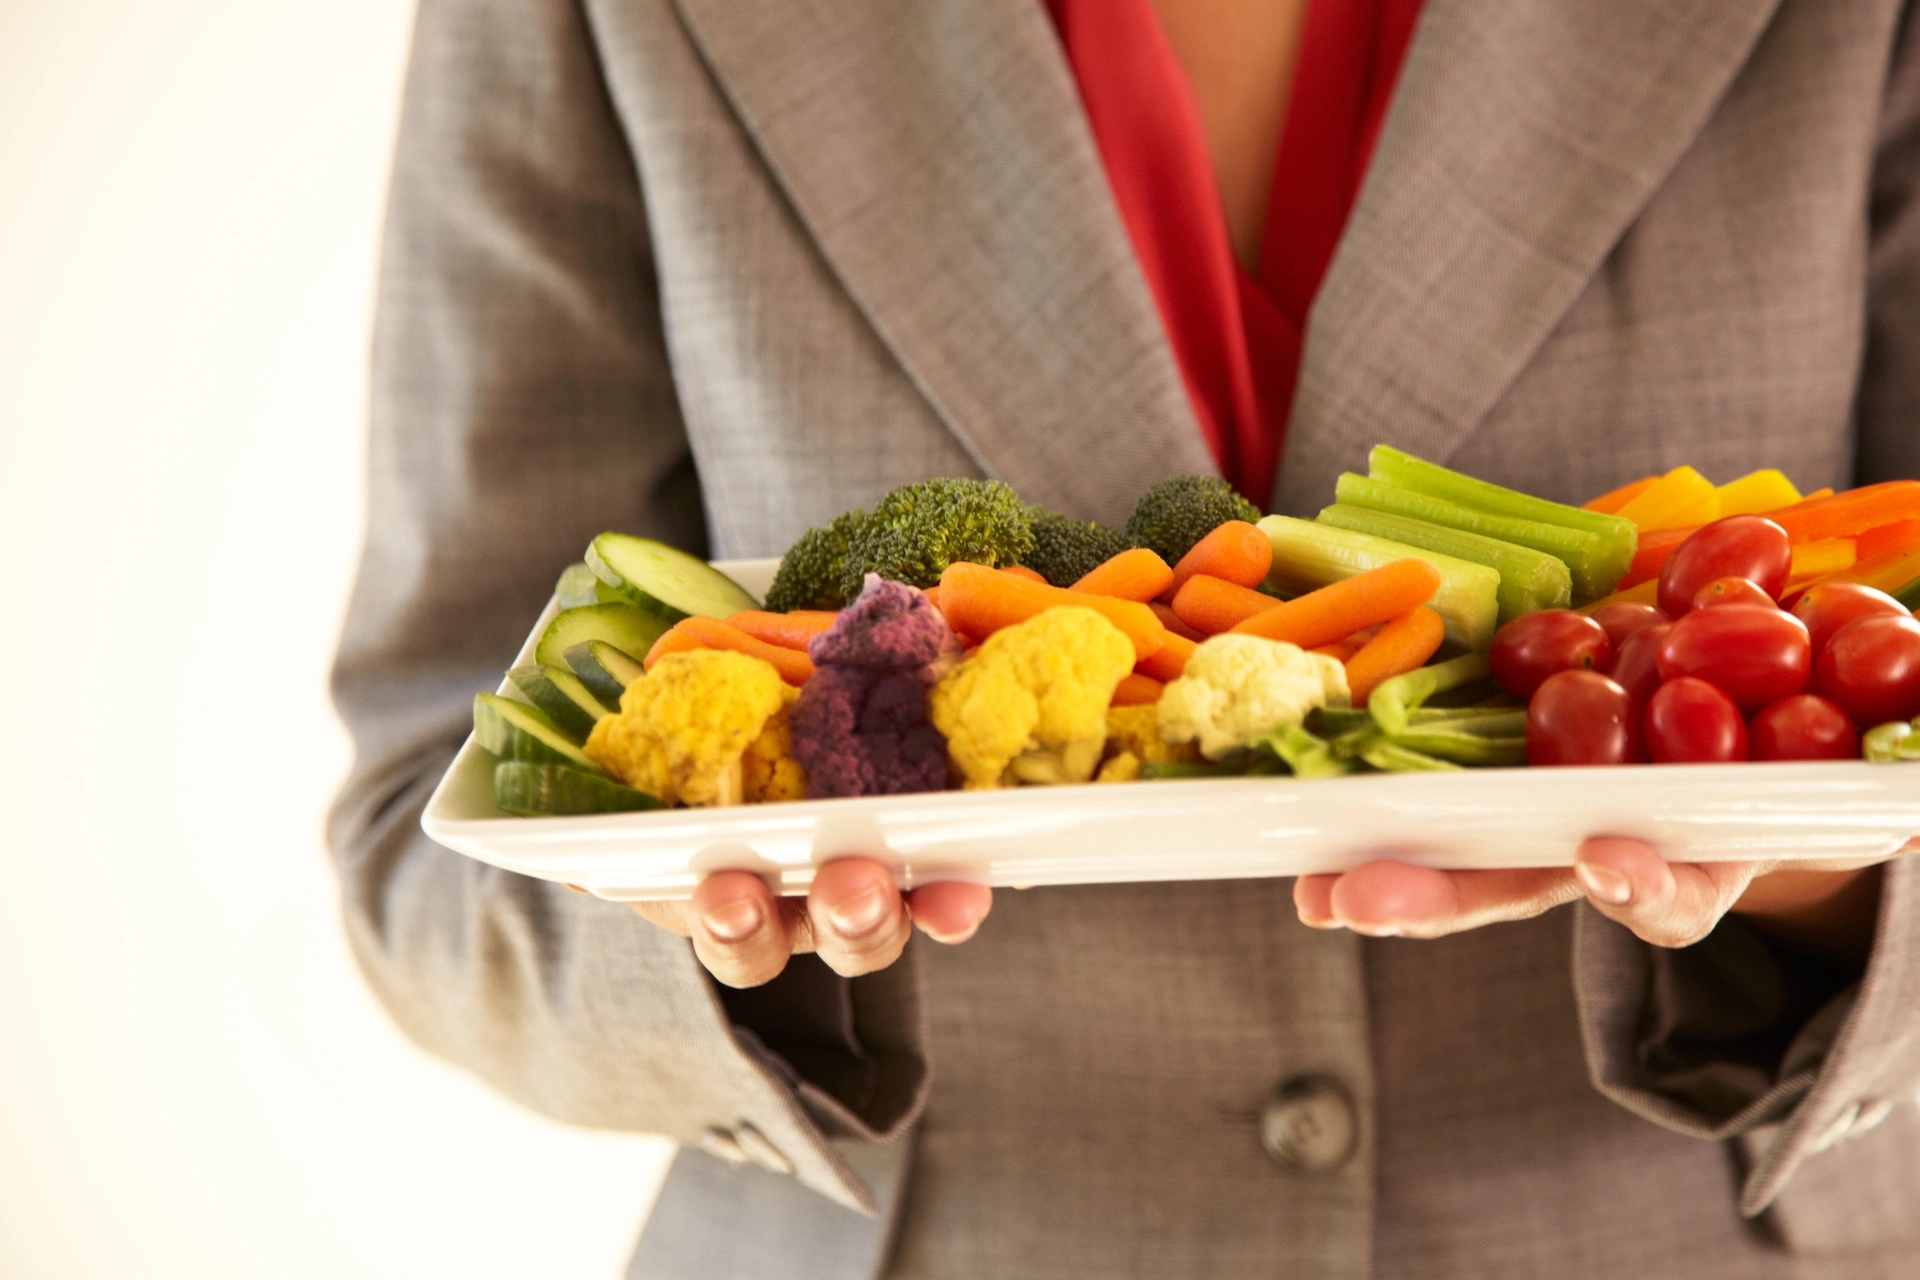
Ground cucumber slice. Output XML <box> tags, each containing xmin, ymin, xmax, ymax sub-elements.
<box><xmin>586</xmin><ymin>533</ymin><xmax>759</xmax><ymax>622</ymax></box>
<box><xmin>472</xmin><ymin>693</ymin><xmax>603</xmax><ymax>771</ymax></box>
<box><xmin>555</xmin><ymin>562</ymin><xmax>626</xmax><ymax>609</ymax></box>
<box><xmin>509</xmin><ymin>665</ymin><xmax>614</xmax><ymax>742</ymax></box>
<box><xmin>533</xmin><ymin>603</ymin><xmax>672</xmax><ymax>671</ymax></box>
<box><xmin>563</xmin><ymin>640</ymin><xmax>647</xmax><ymax>709</ymax></box>
<box><xmin>493</xmin><ymin>762</ymin><xmax>660</xmax><ymax>816</ymax></box>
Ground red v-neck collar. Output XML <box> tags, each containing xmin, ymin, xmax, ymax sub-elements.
<box><xmin>1048</xmin><ymin>0</ymin><xmax>1425</xmax><ymax>503</ymax></box>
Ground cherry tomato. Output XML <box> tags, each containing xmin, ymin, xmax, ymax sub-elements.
<box><xmin>1750</xmin><ymin>695</ymin><xmax>1860</xmax><ymax>761</ymax></box>
<box><xmin>1656</xmin><ymin>604</ymin><xmax>1811</xmax><ymax>713</ymax></box>
<box><xmin>1791</xmin><ymin>582</ymin><xmax>1910</xmax><ymax>658</ymax></box>
<box><xmin>1610</xmin><ymin>622</ymin><xmax>1672</xmax><ymax>706</ymax></box>
<box><xmin>1812</xmin><ymin>614</ymin><xmax>1920</xmax><ymax>726</ymax></box>
<box><xmin>1645</xmin><ymin>677</ymin><xmax>1748</xmax><ymax>763</ymax></box>
<box><xmin>1588</xmin><ymin>601</ymin><xmax>1669</xmax><ymax>648</ymax></box>
<box><xmin>1526</xmin><ymin>670</ymin><xmax>1642</xmax><ymax>766</ymax></box>
<box><xmin>1490</xmin><ymin>610</ymin><xmax>1614</xmax><ymax>700</ymax></box>
<box><xmin>1656</xmin><ymin>515</ymin><xmax>1792</xmax><ymax>618</ymax></box>
<box><xmin>1691</xmin><ymin>577</ymin><xmax>1775</xmax><ymax>611</ymax></box>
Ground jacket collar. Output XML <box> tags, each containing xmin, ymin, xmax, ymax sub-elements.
<box><xmin>1275</xmin><ymin>0</ymin><xmax>1785</xmax><ymax>512</ymax></box>
<box><xmin>671</xmin><ymin>0</ymin><xmax>1216</xmax><ymax>528</ymax></box>
<box><xmin>673</xmin><ymin>0</ymin><xmax>1784</xmax><ymax>520</ymax></box>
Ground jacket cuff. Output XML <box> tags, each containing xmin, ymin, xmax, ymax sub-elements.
<box><xmin>718</xmin><ymin>943</ymin><xmax>933</xmax><ymax>1145</ymax></box>
<box><xmin>1572</xmin><ymin>856</ymin><xmax>1920</xmax><ymax>1215</ymax></box>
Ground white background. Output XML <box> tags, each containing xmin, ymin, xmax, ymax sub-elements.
<box><xmin>0</xmin><ymin>2</ymin><xmax>675</xmax><ymax>1276</ymax></box>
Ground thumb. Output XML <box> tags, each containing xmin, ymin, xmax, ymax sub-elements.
<box><xmin>1573</xmin><ymin>837</ymin><xmax>1757</xmax><ymax>949</ymax></box>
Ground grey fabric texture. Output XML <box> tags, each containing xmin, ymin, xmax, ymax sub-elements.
<box><xmin>328</xmin><ymin>0</ymin><xmax>1920</xmax><ymax>1275</ymax></box>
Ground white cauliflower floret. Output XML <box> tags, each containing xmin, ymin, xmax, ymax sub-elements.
<box><xmin>1157</xmin><ymin>634</ymin><xmax>1350</xmax><ymax>760</ymax></box>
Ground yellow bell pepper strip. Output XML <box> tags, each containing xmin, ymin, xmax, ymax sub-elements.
<box><xmin>1613</xmin><ymin>466</ymin><xmax>1720</xmax><ymax>532</ymax></box>
<box><xmin>1715</xmin><ymin>469</ymin><xmax>1802</xmax><ymax>518</ymax></box>
<box><xmin>1783</xmin><ymin>539</ymin><xmax>1858</xmax><ymax>594</ymax></box>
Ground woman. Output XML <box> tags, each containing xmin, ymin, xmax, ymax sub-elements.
<box><xmin>331</xmin><ymin>1</ymin><xmax>1920</xmax><ymax>1275</ymax></box>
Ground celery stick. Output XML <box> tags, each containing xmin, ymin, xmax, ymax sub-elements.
<box><xmin>1367</xmin><ymin>654</ymin><xmax>1492</xmax><ymax>736</ymax></box>
<box><xmin>1365</xmin><ymin>448</ymin><xmax>1638</xmax><ymax>599</ymax></box>
<box><xmin>1317</xmin><ymin>502</ymin><xmax>1571</xmax><ymax>622</ymax></box>
<box><xmin>1337</xmin><ymin>473</ymin><xmax>1598</xmax><ymax>576</ymax></box>
<box><xmin>1263</xmin><ymin>724</ymin><xmax>1361</xmax><ymax>779</ymax></box>
<box><xmin>1258</xmin><ymin>515</ymin><xmax>1501</xmax><ymax>651</ymax></box>
<box><xmin>1894</xmin><ymin>576</ymin><xmax>1920</xmax><ymax>611</ymax></box>
<box><xmin>1357</xmin><ymin>740</ymin><xmax>1463</xmax><ymax>772</ymax></box>
<box><xmin>1387</xmin><ymin>728</ymin><xmax>1526</xmax><ymax>767</ymax></box>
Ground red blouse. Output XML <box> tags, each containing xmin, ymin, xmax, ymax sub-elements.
<box><xmin>1047</xmin><ymin>0</ymin><xmax>1426</xmax><ymax>504</ymax></box>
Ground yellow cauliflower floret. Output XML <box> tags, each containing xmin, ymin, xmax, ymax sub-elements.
<box><xmin>1158</xmin><ymin>634</ymin><xmax>1350</xmax><ymax>761</ymax></box>
<box><xmin>928</xmin><ymin>607</ymin><xmax>1135</xmax><ymax>789</ymax></box>
<box><xmin>1095</xmin><ymin>703</ymin><xmax>1205</xmax><ymax>783</ymax></box>
<box><xmin>741</xmin><ymin>686</ymin><xmax>808</xmax><ymax>803</ymax></box>
<box><xmin>1103</xmin><ymin>704</ymin><xmax>1205</xmax><ymax>767</ymax></box>
<box><xmin>584</xmin><ymin>649</ymin><xmax>801</xmax><ymax>807</ymax></box>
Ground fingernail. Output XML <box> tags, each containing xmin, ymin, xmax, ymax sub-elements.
<box><xmin>828</xmin><ymin>885</ymin><xmax>891</xmax><ymax>939</ymax></box>
<box><xmin>1298</xmin><ymin>915</ymin><xmax>1345</xmax><ymax>931</ymax></box>
<box><xmin>924</xmin><ymin>921</ymin><xmax>981</xmax><ymax>946</ymax></box>
<box><xmin>1577</xmin><ymin>863</ymin><xmax>1633</xmax><ymax>906</ymax></box>
<box><xmin>1347</xmin><ymin>923</ymin><xmax>1401</xmax><ymax>938</ymax></box>
<box><xmin>702</xmin><ymin>898</ymin><xmax>764</xmax><ymax>942</ymax></box>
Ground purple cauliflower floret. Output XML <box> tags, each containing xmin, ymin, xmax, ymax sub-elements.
<box><xmin>808</xmin><ymin>575</ymin><xmax>958</xmax><ymax>672</ymax></box>
<box><xmin>791</xmin><ymin>576</ymin><xmax>956</xmax><ymax>799</ymax></box>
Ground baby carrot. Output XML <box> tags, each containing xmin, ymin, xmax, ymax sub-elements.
<box><xmin>1230</xmin><ymin>559</ymin><xmax>1442</xmax><ymax>650</ymax></box>
<box><xmin>938</xmin><ymin>562</ymin><xmax>1166</xmax><ymax>659</ymax></box>
<box><xmin>645</xmin><ymin>626</ymin><xmax>703</xmax><ymax>669</ymax></box>
<box><xmin>1342</xmin><ymin>606</ymin><xmax>1447</xmax><ymax>703</ymax></box>
<box><xmin>1170</xmin><ymin>574</ymin><xmax>1280</xmax><ymax>635</ymax></box>
<box><xmin>1167</xmin><ymin>520</ymin><xmax>1273</xmax><ymax>595</ymax></box>
<box><xmin>1001</xmin><ymin>564</ymin><xmax>1049</xmax><ymax>584</ymax></box>
<box><xmin>923</xmin><ymin>586</ymin><xmax>943</xmax><ymax>613</ymax></box>
<box><xmin>727</xmin><ymin>609</ymin><xmax>838</xmax><ymax>651</ymax></box>
<box><xmin>1111</xmin><ymin>672</ymin><xmax>1165</xmax><ymax>706</ymax></box>
<box><xmin>645</xmin><ymin>616</ymin><xmax>815</xmax><ymax>686</ymax></box>
<box><xmin>1149</xmin><ymin>601</ymin><xmax>1207</xmax><ymax>643</ymax></box>
<box><xmin>1311</xmin><ymin>641</ymin><xmax>1359</xmax><ymax>663</ymax></box>
<box><xmin>1072</xmin><ymin>547</ymin><xmax>1174</xmax><ymax>601</ymax></box>
<box><xmin>1583</xmin><ymin>475</ymin><xmax>1659</xmax><ymax>515</ymax></box>
<box><xmin>1134</xmin><ymin>630</ymin><xmax>1196</xmax><ymax>682</ymax></box>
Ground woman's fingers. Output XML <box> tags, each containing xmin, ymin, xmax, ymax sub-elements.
<box><xmin>1574</xmin><ymin>837</ymin><xmax>1756</xmax><ymax>948</ymax></box>
<box><xmin>1293</xmin><ymin>874</ymin><xmax>1339</xmax><ymax>928</ymax></box>
<box><xmin>1323</xmin><ymin>862</ymin><xmax>1583</xmax><ymax>938</ymax></box>
<box><xmin>685</xmin><ymin>870</ymin><xmax>798</xmax><ymax>988</ymax></box>
<box><xmin>907</xmin><ymin>881</ymin><xmax>993</xmax><ymax>944</ymax></box>
<box><xmin>807</xmin><ymin>858</ymin><xmax>914</xmax><ymax>978</ymax></box>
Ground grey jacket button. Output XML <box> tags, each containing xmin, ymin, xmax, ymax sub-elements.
<box><xmin>699</xmin><ymin>1127</ymin><xmax>749</xmax><ymax>1165</ymax></box>
<box><xmin>1261</xmin><ymin>1076</ymin><xmax>1358</xmax><ymax>1176</ymax></box>
<box><xmin>735</xmin><ymin>1122</ymin><xmax>796</xmax><ymax>1175</ymax></box>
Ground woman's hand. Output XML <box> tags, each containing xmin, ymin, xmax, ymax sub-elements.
<box><xmin>1293</xmin><ymin>838</ymin><xmax>1908</xmax><ymax>964</ymax></box>
<box><xmin>626</xmin><ymin>859</ymin><xmax>992</xmax><ymax>988</ymax></box>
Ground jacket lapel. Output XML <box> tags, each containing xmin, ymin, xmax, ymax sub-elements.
<box><xmin>671</xmin><ymin>0</ymin><xmax>1217</xmax><ymax>527</ymax></box>
<box><xmin>1275</xmin><ymin>0</ymin><xmax>1786</xmax><ymax>515</ymax></box>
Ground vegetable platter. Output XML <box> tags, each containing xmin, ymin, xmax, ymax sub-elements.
<box><xmin>423</xmin><ymin>454</ymin><xmax>1920</xmax><ymax>901</ymax></box>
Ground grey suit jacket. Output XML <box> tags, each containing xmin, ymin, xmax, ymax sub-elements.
<box><xmin>330</xmin><ymin>1</ymin><xmax>1920</xmax><ymax>1276</ymax></box>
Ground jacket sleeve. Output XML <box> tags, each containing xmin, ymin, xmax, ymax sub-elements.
<box><xmin>327</xmin><ymin>0</ymin><xmax>925</xmax><ymax>1214</ymax></box>
<box><xmin>1570</xmin><ymin>5</ymin><xmax>1920</xmax><ymax>1220</ymax></box>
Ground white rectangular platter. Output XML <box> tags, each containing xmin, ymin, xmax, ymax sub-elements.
<box><xmin>423</xmin><ymin>560</ymin><xmax>1920</xmax><ymax>901</ymax></box>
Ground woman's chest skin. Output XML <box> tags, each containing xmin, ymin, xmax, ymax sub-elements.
<box><xmin>1149</xmin><ymin>0</ymin><xmax>1311</xmax><ymax>272</ymax></box>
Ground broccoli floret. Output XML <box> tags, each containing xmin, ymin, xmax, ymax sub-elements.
<box><xmin>1020</xmin><ymin>508</ymin><xmax>1133</xmax><ymax>587</ymax></box>
<box><xmin>840</xmin><ymin>478</ymin><xmax>1034</xmax><ymax>596</ymax></box>
<box><xmin>1125</xmin><ymin>475</ymin><xmax>1261</xmax><ymax>565</ymax></box>
<box><xmin>765</xmin><ymin>509</ymin><xmax>868</xmax><ymax>612</ymax></box>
